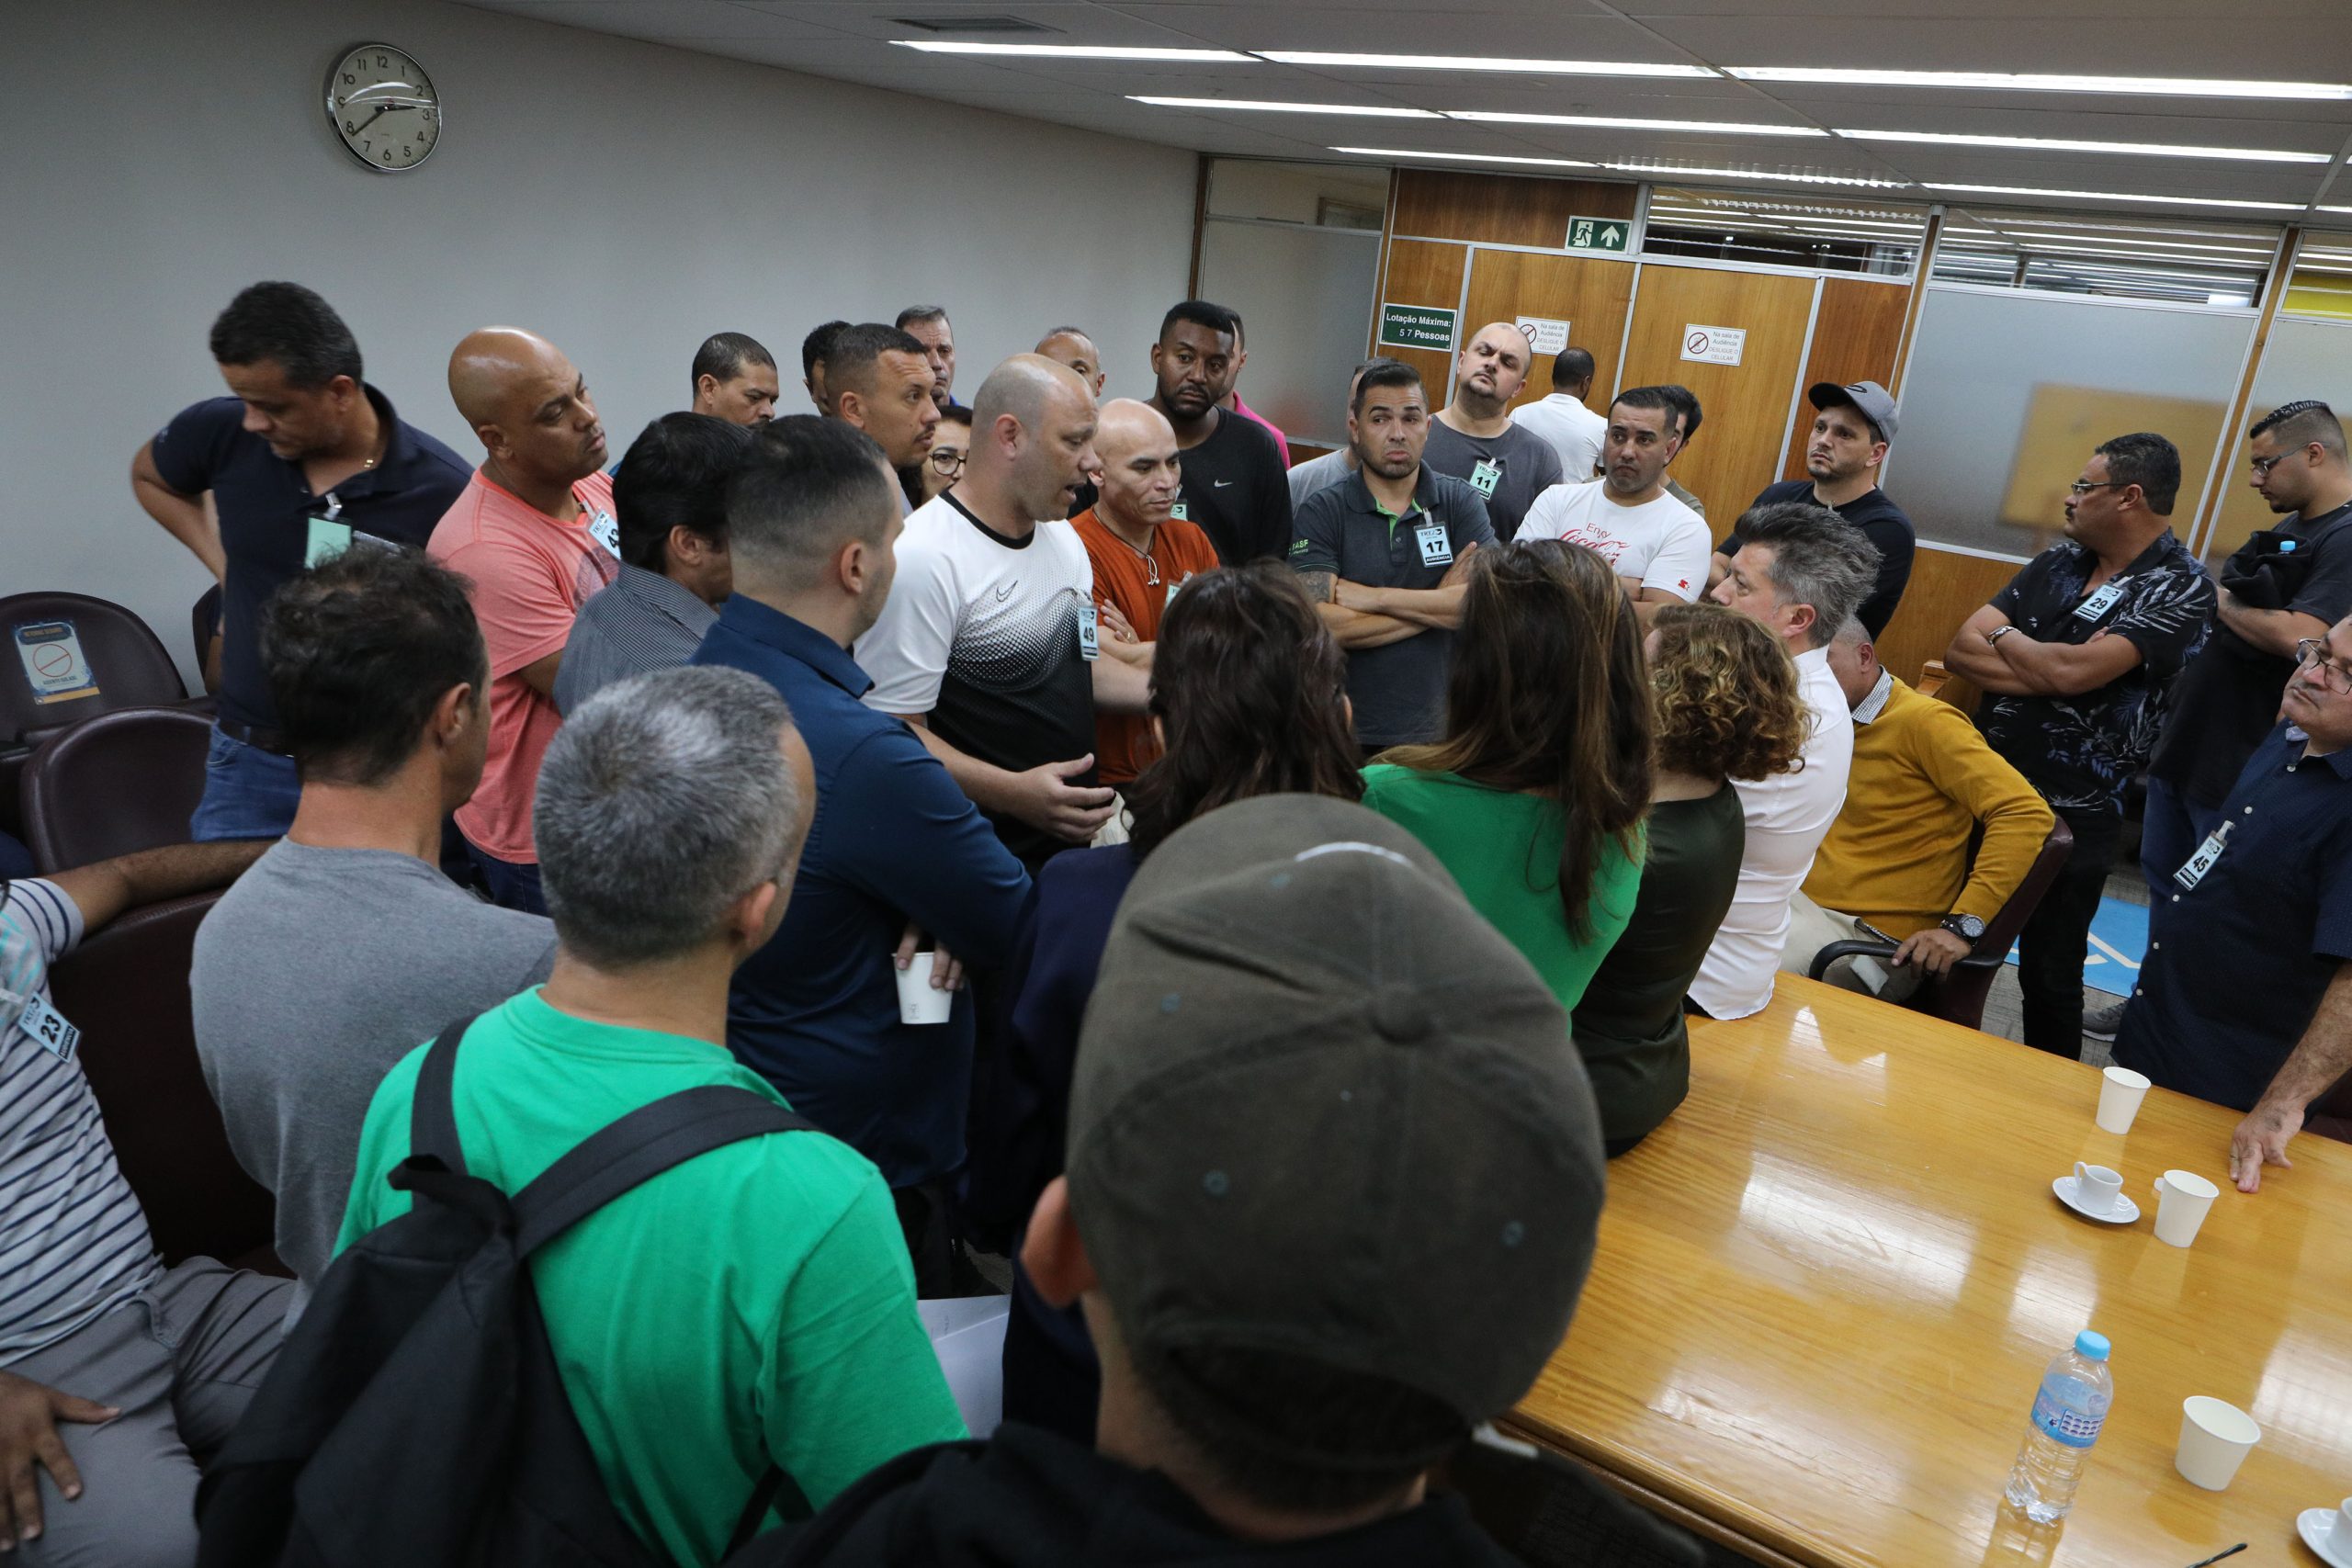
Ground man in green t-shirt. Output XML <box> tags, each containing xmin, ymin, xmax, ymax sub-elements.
<box><xmin>336</xmin><ymin>666</ymin><xmax>965</xmax><ymax>1566</ymax></box>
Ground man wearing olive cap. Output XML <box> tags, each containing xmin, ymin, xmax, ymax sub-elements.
<box><xmin>752</xmin><ymin>795</ymin><xmax>1697</xmax><ymax>1567</ymax></box>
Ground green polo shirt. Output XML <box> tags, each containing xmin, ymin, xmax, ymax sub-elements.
<box><xmin>1290</xmin><ymin>466</ymin><xmax>1497</xmax><ymax>747</ymax></box>
<box><xmin>1362</xmin><ymin>764</ymin><xmax>1645</xmax><ymax>1013</ymax></box>
<box><xmin>335</xmin><ymin>988</ymin><xmax>966</xmax><ymax>1566</ymax></box>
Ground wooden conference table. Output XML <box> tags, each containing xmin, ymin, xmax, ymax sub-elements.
<box><xmin>1506</xmin><ymin>976</ymin><xmax>2352</xmax><ymax>1568</ymax></box>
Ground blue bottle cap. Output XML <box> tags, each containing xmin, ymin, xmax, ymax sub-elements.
<box><xmin>2075</xmin><ymin>1330</ymin><xmax>2110</xmax><ymax>1360</ymax></box>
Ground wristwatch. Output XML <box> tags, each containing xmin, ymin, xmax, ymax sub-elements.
<box><xmin>1940</xmin><ymin>913</ymin><xmax>1986</xmax><ymax>942</ymax></box>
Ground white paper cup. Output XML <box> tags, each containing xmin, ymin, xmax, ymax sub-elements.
<box><xmin>2073</xmin><ymin>1160</ymin><xmax>2123</xmax><ymax>1214</ymax></box>
<box><xmin>895</xmin><ymin>951</ymin><xmax>954</xmax><ymax>1025</ymax></box>
<box><xmin>2174</xmin><ymin>1396</ymin><xmax>2260</xmax><ymax>1491</ymax></box>
<box><xmin>2095</xmin><ymin>1066</ymin><xmax>2152</xmax><ymax>1134</ymax></box>
<box><xmin>2152</xmin><ymin>1168</ymin><xmax>2220</xmax><ymax>1247</ymax></box>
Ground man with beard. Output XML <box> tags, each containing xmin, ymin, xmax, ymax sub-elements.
<box><xmin>1421</xmin><ymin>321</ymin><xmax>1564</xmax><ymax>542</ymax></box>
<box><xmin>1517</xmin><ymin>387</ymin><xmax>1709</xmax><ymax>611</ymax></box>
<box><xmin>826</xmin><ymin>322</ymin><xmax>941</xmax><ymax>517</ymax></box>
<box><xmin>428</xmin><ymin>326</ymin><xmax>619</xmax><ymax>911</ymax></box>
<box><xmin>1143</xmin><ymin>300</ymin><xmax>1292</xmax><ymax>566</ymax></box>
<box><xmin>1289</xmin><ymin>358</ymin><xmax>1495</xmax><ymax>754</ymax></box>
<box><xmin>1713</xmin><ymin>380</ymin><xmax>1916</xmax><ymax>636</ymax></box>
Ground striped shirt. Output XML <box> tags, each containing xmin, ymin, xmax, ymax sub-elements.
<box><xmin>551</xmin><ymin>562</ymin><xmax>720</xmax><ymax>716</ymax></box>
<box><xmin>0</xmin><ymin>879</ymin><xmax>163</xmax><ymax>1360</ymax></box>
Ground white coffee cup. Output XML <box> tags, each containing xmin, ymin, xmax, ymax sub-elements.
<box><xmin>2152</xmin><ymin>1168</ymin><xmax>2220</xmax><ymax>1247</ymax></box>
<box><xmin>2334</xmin><ymin>1496</ymin><xmax>2352</xmax><ymax>1547</ymax></box>
<box><xmin>2072</xmin><ymin>1160</ymin><xmax>2124</xmax><ymax>1214</ymax></box>
<box><xmin>2174</xmin><ymin>1395</ymin><xmax>2260</xmax><ymax>1490</ymax></box>
<box><xmin>895</xmin><ymin>951</ymin><xmax>954</xmax><ymax>1025</ymax></box>
<box><xmin>2095</xmin><ymin>1066</ymin><xmax>2152</xmax><ymax>1134</ymax></box>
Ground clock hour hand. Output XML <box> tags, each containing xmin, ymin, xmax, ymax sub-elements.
<box><xmin>348</xmin><ymin>106</ymin><xmax>390</xmax><ymax>135</ymax></box>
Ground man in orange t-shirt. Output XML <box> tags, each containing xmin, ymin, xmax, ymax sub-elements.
<box><xmin>429</xmin><ymin>327</ymin><xmax>619</xmax><ymax>911</ymax></box>
<box><xmin>1072</xmin><ymin>399</ymin><xmax>1219</xmax><ymax>784</ymax></box>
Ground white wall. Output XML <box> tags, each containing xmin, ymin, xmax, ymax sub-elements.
<box><xmin>2</xmin><ymin>0</ymin><xmax>1197</xmax><ymax>687</ymax></box>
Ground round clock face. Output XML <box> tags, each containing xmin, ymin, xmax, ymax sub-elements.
<box><xmin>325</xmin><ymin>44</ymin><xmax>439</xmax><ymax>172</ymax></box>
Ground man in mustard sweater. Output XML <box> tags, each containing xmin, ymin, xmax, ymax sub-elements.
<box><xmin>1787</xmin><ymin>618</ymin><xmax>2054</xmax><ymax>1001</ymax></box>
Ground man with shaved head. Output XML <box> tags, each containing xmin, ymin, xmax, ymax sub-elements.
<box><xmin>427</xmin><ymin>326</ymin><xmax>618</xmax><ymax>911</ymax></box>
<box><xmin>1035</xmin><ymin>328</ymin><xmax>1105</xmax><ymax>399</ymax></box>
<box><xmin>1072</xmin><ymin>399</ymin><xmax>1219</xmax><ymax>786</ymax></box>
<box><xmin>134</xmin><ymin>281</ymin><xmax>469</xmax><ymax>840</ymax></box>
<box><xmin>1424</xmin><ymin>321</ymin><xmax>1565</xmax><ymax>542</ymax></box>
<box><xmin>857</xmin><ymin>355</ymin><xmax>1150</xmax><ymax>867</ymax></box>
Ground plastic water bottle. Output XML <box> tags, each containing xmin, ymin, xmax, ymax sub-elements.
<box><xmin>2003</xmin><ymin>1330</ymin><xmax>2114</xmax><ymax>1523</ymax></box>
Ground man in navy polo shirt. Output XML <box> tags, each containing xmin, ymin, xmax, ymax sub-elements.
<box><xmin>691</xmin><ymin>417</ymin><xmax>1030</xmax><ymax>1293</ymax></box>
<box><xmin>1288</xmin><ymin>357</ymin><xmax>1496</xmax><ymax>753</ymax></box>
<box><xmin>2117</xmin><ymin>612</ymin><xmax>2352</xmax><ymax>1192</ymax></box>
<box><xmin>132</xmin><ymin>282</ymin><xmax>469</xmax><ymax>840</ymax></box>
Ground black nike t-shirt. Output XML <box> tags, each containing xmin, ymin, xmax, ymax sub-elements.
<box><xmin>1168</xmin><ymin>406</ymin><xmax>1294</xmax><ymax>566</ymax></box>
<box><xmin>1724</xmin><ymin>479</ymin><xmax>1917</xmax><ymax>636</ymax></box>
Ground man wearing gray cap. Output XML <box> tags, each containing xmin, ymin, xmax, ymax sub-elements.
<box><xmin>757</xmin><ymin>795</ymin><xmax>1694</xmax><ymax>1567</ymax></box>
<box><xmin>1712</xmin><ymin>380</ymin><xmax>1916</xmax><ymax>636</ymax></box>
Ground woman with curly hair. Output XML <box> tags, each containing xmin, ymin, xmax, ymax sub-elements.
<box><xmin>1571</xmin><ymin>602</ymin><xmax>1810</xmax><ymax>1154</ymax></box>
<box><xmin>1361</xmin><ymin>539</ymin><xmax>1652</xmax><ymax>1012</ymax></box>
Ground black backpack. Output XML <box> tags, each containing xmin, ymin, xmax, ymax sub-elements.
<box><xmin>196</xmin><ymin>1015</ymin><xmax>811</xmax><ymax>1566</ymax></box>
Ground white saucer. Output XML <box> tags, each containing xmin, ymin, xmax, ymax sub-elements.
<box><xmin>2052</xmin><ymin>1176</ymin><xmax>2140</xmax><ymax>1224</ymax></box>
<box><xmin>2301</xmin><ymin>1508</ymin><xmax>2352</xmax><ymax>1568</ymax></box>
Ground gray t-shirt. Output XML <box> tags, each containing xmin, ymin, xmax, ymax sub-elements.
<box><xmin>1421</xmin><ymin>416</ymin><xmax>1565</xmax><ymax>543</ymax></box>
<box><xmin>1286</xmin><ymin>447</ymin><xmax>1353</xmax><ymax>513</ymax></box>
<box><xmin>192</xmin><ymin>840</ymin><xmax>556</xmax><ymax>1293</ymax></box>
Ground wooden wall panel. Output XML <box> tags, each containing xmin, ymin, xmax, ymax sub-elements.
<box><xmin>1619</xmin><ymin>265</ymin><xmax>1817</xmax><ymax>524</ymax></box>
<box><xmin>1872</xmin><ymin>546</ymin><xmax>2022</xmax><ymax>707</ymax></box>
<box><xmin>1369</xmin><ymin>236</ymin><xmax>1467</xmax><ymax>397</ymax></box>
<box><xmin>1391</xmin><ymin>169</ymin><xmax>1637</xmax><ymax>248</ymax></box>
<box><xmin>1457</xmin><ymin>250</ymin><xmax>1637</xmax><ymax>426</ymax></box>
<box><xmin>1780</xmin><ymin>276</ymin><xmax>1911</xmax><ymax>480</ymax></box>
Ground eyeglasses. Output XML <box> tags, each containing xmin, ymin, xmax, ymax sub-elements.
<box><xmin>2251</xmin><ymin>446</ymin><xmax>2314</xmax><ymax>479</ymax></box>
<box><xmin>929</xmin><ymin>446</ymin><xmax>967</xmax><ymax>477</ymax></box>
<box><xmin>2295</xmin><ymin>638</ymin><xmax>2352</xmax><ymax>694</ymax></box>
<box><xmin>2065</xmin><ymin>480</ymin><xmax>2124</xmax><ymax>497</ymax></box>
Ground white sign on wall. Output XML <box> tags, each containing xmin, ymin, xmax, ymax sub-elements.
<box><xmin>1679</xmin><ymin>324</ymin><xmax>1747</xmax><ymax>367</ymax></box>
<box><xmin>1514</xmin><ymin>315</ymin><xmax>1571</xmax><ymax>356</ymax></box>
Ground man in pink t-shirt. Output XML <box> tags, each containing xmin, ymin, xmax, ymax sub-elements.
<box><xmin>1217</xmin><ymin>308</ymin><xmax>1290</xmax><ymax>465</ymax></box>
<box><xmin>429</xmin><ymin>327</ymin><xmax>619</xmax><ymax>910</ymax></box>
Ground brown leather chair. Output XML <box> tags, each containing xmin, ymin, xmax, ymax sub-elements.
<box><xmin>22</xmin><ymin>705</ymin><xmax>214</xmax><ymax>872</ymax></box>
<box><xmin>0</xmin><ymin>592</ymin><xmax>188</xmax><ymax>749</ymax></box>
<box><xmin>1807</xmin><ymin>816</ymin><xmax>2075</xmax><ymax>1032</ymax></box>
<box><xmin>45</xmin><ymin>891</ymin><xmax>283</xmax><ymax>1273</ymax></box>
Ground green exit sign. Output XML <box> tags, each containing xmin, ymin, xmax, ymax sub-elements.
<box><xmin>1566</xmin><ymin>216</ymin><xmax>1632</xmax><ymax>254</ymax></box>
<box><xmin>1377</xmin><ymin>302</ymin><xmax>1458</xmax><ymax>352</ymax></box>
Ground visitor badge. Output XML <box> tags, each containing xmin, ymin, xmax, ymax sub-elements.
<box><xmin>305</xmin><ymin>516</ymin><xmax>355</xmax><ymax>567</ymax></box>
<box><xmin>1078</xmin><ymin>601</ymin><xmax>1100</xmax><ymax>660</ymax></box>
<box><xmin>1468</xmin><ymin>458</ymin><xmax>1503</xmax><ymax>499</ymax></box>
<box><xmin>1170</xmin><ymin>502</ymin><xmax>1189</xmax><ymax>522</ymax></box>
<box><xmin>12</xmin><ymin>992</ymin><xmax>80</xmax><ymax>1064</ymax></box>
<box><xmin>1167</xmin><ymin>574</ymin><xmax>1189</xmax><ymax>610</ymax></box>
<box><xmin>2174</xmin><ymin>823</ymin><xmax>2231</xmax><ymax>891</ymax></box>
<box><xmin>585</xmin><ymin>507</ymin><xmax>622</xmax><ymax>558</ymax></box>
<box><xmin>2072</xmin><ymin>579</ymin><xmax>2127</xmax><ymax>623</ymax></box>
<box><xmin>1415</xmin><ymin>522</ymin><xmax>1454</xmax><ymax>568</ymax></box>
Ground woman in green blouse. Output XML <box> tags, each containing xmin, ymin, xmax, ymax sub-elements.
<box><xmin>1361</xmin><ymin>539</ymin><xmax>1652</xmax><ymax>1014</ymax></box>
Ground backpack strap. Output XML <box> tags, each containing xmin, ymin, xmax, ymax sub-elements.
<box><xmin>407</xmin><ymin>1012</ymin><xmax>484</xmax><ymax>1175</ymax></box>
<box><xmin>509</xmin><ymin>1086</ymin><xmax>816</xmax><ymax>1258</ymax></box>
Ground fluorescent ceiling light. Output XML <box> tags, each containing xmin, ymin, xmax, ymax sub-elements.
<box><xmin>1607</xmin><ymin>161</ymin><xmax>1910</xmax><ymax>187</ymax></box>
<box><xmin>2320</xmin><ymin>206</ymin><xmax>2352</xmax><ymax>215</ymax></box>
<box><xmin>2210</xmin><ymin>292</ymin><xmax>2254</xmax><ymax>304</ymax></box>
<box><xmin>1448</xmin><ymin>110</ymin><xmax>1822</xmax><ymax>137</ymax></box>
<box><xmin>1926</xmin><ymin>182</ymin><xmax>2302</xmax><ymax>211</ymax></box>
<box><xmin>1727</xmin><ymin>66</ymin><xmax>2352</xmax><ymax>101</ymax></box>
<box><xmin>891</xmin><ymin>39</ymin><xmax>1250</xmax><ymax>62</ymax></box>
<box><xmin>1835</xmin><ymin>128</ymin><xmax>2327</xmax><ymax>164</ymax></box>
<box><xmin>1329</xmin><ymin>146</ymin><xmax>1598</xmax><ymax>169</ymax></box>
<box><xmin>1264</xmin><ymin>51</ymin><xmax>1712</xmax><ymax>79</ymax></box>
<box><xmin>1130</xmin><ymin>96</ymin><xmax>1437</xmax><ymax>118</ymax></box>
<box><xmin>1995</xmin><ymin>229</ymin><xmax>2274</xmax><ymax>257</ymax></box>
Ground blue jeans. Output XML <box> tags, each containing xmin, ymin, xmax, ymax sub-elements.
<box><xmin>188</xmin><ymin>726</ymin><xmax>302</xmax><ymax>841</ymax></box>
<box><xmin>464</xmin><ymin>840</ymin><xmax>548</xmax><ymax>915</ymax></box>
<box><xmin>2140</xmin><ymin>774</ymin><xmax>2223</xmax><ymax>897</ymax></box>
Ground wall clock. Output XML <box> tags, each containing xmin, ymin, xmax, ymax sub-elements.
<box><xmin>325</xmin><ymin>43</ymin><xmax>439</xmax><ymax>172</ymax></box>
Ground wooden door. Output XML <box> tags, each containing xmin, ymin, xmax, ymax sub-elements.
<box><xmin>1618</xmin><ymin>265</ymin><xmax>1818</xmax><ymax>525</ymax></box>
<box><xmin>1458</xmin><ymin>248</ymin><xmax>1637</xmax><ymax>420</ymax></box>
